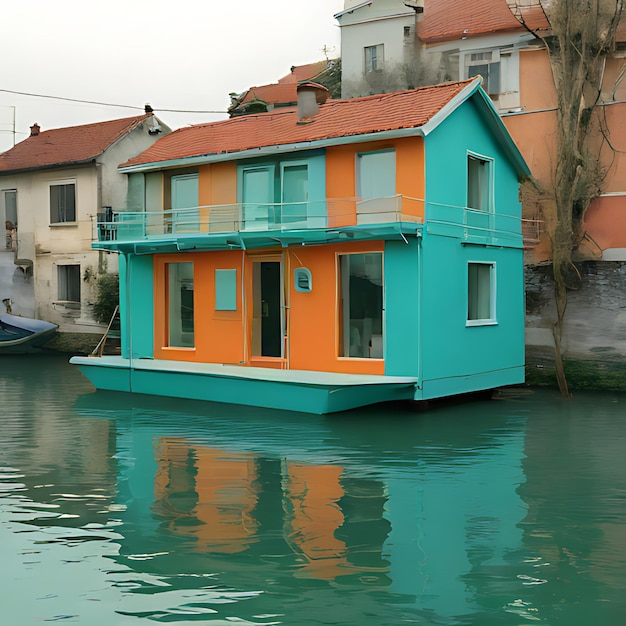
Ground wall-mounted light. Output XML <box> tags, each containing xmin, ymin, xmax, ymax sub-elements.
<box><xmin>294</xmin><ymin>267</ymin><xmax>312</xmax><ymax>293</ymax></box>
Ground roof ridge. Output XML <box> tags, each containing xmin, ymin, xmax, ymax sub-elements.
<box><xmin>34</xmin><ymin>113</ymin><xmax>149</xmax><ymax>136</ymax></box>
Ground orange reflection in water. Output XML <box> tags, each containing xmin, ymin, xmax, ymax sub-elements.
<box><xmin>153</xmin><ymin>438</ymin><xmax>259</xmax><ymax>554</ymax></box>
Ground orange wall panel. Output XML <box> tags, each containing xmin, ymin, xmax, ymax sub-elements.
<box><xmin>325</xmin><ymin>147</ymin><xmax>357</xmax><ymax>227</ymax></box>
<box><xmin>287</xmin><ymin>241</ymin><xmax>384</xmax><ymax>375</ymax></box>
<box><xmin>153</xmin><ymin>251</ymin><xmax>246</xmax><ymax>364</ymax></box>
<box><xmin>326</xmin><ymin>138</ymin><xmax>425</xmax><ymax>225</ymax></box>
<box><xmin>584</xmin><ymin>195</ymin><xmax>626</xmax><ymax>251</ymax></box>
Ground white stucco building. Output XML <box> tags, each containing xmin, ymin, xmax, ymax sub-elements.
<box><xmin>0</xmin><ymin>111</ymin><xmax>169</xmax><ymax>331</ymax></box>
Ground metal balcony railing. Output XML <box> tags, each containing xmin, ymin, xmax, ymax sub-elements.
<box><xmin>95</xmin><ymin>196</ymin><xmax>425</xmax><ymax>242</ymax></box>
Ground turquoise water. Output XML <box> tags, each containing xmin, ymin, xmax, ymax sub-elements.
<box><xmin>1</xmin><ymin>355</ymin><xmax>626</xmax><ymax>625</ymax></box>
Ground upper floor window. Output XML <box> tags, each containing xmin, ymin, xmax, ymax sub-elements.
<box><xmin>465</xmin><ymin>50</ymin><xmax>500</xmax><ymax>95</ymax></box>
<box><xmin>50</xmin><ymin>182</ymin><xmax>76</xmax><ymax>223</ymax></box>
<box><xmin>467</xmin><ymin>154</ymin><xmax>492</xmax><ymax>212</ymax></box>
<box><xmin>364</xmin><ymin>44</ymin><xmax>384</xmax><ymax>73</ymax></box>
<box><xmin>357</xmin><ymin>150</ymin><xmax>396</xmax><ymax>200</ymax></box>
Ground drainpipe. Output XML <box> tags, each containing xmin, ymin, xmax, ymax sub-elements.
<box><xmin>416</xmin><ymin>235</ymin><xmax>423</xmax><ymax>391</ymax></box>
<box><xmin>127</xmin><ymin>253</ymin><xmax>133</xmax><ymax>392</ymax></box>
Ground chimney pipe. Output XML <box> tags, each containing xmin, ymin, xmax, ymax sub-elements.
<box><xmin>30</xmin><ymin>123</ymin><xmax>40</xmax><ymax>137</ymax></box>
<box><xmin>296</xmin><ymin>82</ymin><xmax>330</xmax><ymax>122</ymax></box>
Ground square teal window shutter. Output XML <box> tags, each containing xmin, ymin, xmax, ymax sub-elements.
<box><xmin>215</xmin><ymin>269</ymin><xmax>237</xmax><ymax>311</ymax></box>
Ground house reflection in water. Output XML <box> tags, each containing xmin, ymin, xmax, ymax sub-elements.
<box><xmin>149</xmin><ymin>437</ymin><xmax>390</xmax><ymax>581</ymax></box>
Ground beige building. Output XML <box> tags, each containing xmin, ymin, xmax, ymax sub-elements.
<box><xmin>0</xmin><ymin>110</ymin><xmax>169</xmax><ymax>331</ymax></box>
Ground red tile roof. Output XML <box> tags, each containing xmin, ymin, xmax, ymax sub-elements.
<box><xmin>235</xmin><ymin>83</ymin><xmax>300</xmax><ymax>108</ymax></box>
<box><xmin>419</xmin><ymin>0</ymin><xmax>549</xmax><ymax>44</ymax></box>
<box><xmin>122</xmin><ymin>80</ymin><xmax>475</xmax><ymax>169</ymax></box>
<box><xmin>278</xmin><ymin>61</ymin><xmax>330</xmax><ymax>84</ymax></box>
<box><xmin>229</xmin><ymin>61</ymin><xmax>333</xmax><ymax>114</ymax></box>
<box><xmin>0</xmin><ymin>114</ymin><xmax>151</xmax><ymax>174</ymax></box>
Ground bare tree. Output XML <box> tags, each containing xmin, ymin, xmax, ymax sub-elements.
<box><xmin>508</xmin><ymin>0</ymin><xmax>625</xmax><ymax>396</ymax></box>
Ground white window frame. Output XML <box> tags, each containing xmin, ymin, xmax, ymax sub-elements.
<box><xmin>57</xmin><ymin>264</ymin><xmax>81</xmax><ymax>303</ymax></box>
<box><xmin>337</xmin><ymin>251</ymin><xmax>385</xmax><ymax>359</ymax></box>
<box><xmin>364</xmin><ymin>44</ymin><xmax>384</xmax><ymax>73</ymax></box>
<box><xmin>463</xmin><ymin>48</ymin><xmax>501</xmax><ymax>95</ymax></box>
<box><xmin>49</xmin><ymin>179</ymin><xmax>77</xmax><ymax>225</ymax></box>
<box><xmin>467</xmin><ymin>151</ymin><xmax>494</xmax><ymax>213</ymax></box>
<box><xmin>466</xmin><ymin>261</ymin><xmax>496</xmax><ymax>326</ymax></box>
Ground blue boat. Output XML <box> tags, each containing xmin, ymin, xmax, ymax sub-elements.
<box><xmin>0</xmin><ymin>313</ymin><xmax>58</xmax><ymax>353</ymax></box>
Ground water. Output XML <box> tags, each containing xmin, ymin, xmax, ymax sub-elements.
<box><xmin>2</xmin><ymin>355</ymin><xmax>626</xmax><ymax>625</ymax></box>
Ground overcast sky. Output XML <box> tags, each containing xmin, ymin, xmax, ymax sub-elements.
<box><xmin>0</xmin><ymin>0</ymin><xmax>344</xmax><ymax>152</ymax></box>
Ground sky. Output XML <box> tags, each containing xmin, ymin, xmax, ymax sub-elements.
<box><xmin>0</xmin><ymin>0</ymin><xmax>344</xmax><ymax>152</ymax></box>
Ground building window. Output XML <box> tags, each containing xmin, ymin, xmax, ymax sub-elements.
<box><xmin>215</xmin><ymin>269</ymin><xmax>237</xmax><ymax>311</ymax></box>
<box><xmin>467</xmin><ymin>154</ymin><xmax>492</xmax><ymax>211</ymax></box>
<box><xmin>467</xmin><ymin>262</ymin><xmax>495</xmax><ymax>324</ymax></box>
<box><xmin>465</xmin><ymin>50</ymin><xmax>501</xmax><ymax>95</ymax></box>
<box><xmin>167</xmin><ymin>262</ymin><xmax>194</xmax><ymax>347</ymax></box>
<box><xmin>339</xmin><ymin>253</ymin><xmax>383</xmax><ymax>358</ymax></box>
<box><xmin>365</xmin><ymin>44</ymin><xmax>384</xmax><ymax>72</ymax></box>
<box><xmin>357</xmin><ymin>150</ymin><xmax>396</xmax><ymax>200</ymax></box>
<box><xmin>58</xmin><ymin>264</ymin><xmax>81</xmax><ymax>302</ymax></box>
<box><xmin>50</xmin><ymin>182</ymin><xmax>76</xmax><ymax>223</ymax></box>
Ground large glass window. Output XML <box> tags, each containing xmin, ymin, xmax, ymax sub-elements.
<box><xmin>467</xmin><ymin>262</ymin><xmax>495</xmax><ymax>324</ymax></box>
<box><xmin>50</xmin><ymin>182</ymin><xmax>76</xmax><ymax>223</ymax></box>
<box><xmin>339</xmin><ymin>253</ymin><xmax>383</xmax><ymax>358</ymax></box>
<box><xmin>168</xmin><ymin>262</ymin><xmax>194</xmax><ymax>347</ymax></box>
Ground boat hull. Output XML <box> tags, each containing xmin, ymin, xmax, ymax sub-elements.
<box><xmin>69</xmin><ymin>356</ymin><xmax>418</xmax><ymax>415</ymax></box>
<box><xmin>0</xmin><ymin>313</ymin><xmax>58</xmax><ymax>354</ymax></box>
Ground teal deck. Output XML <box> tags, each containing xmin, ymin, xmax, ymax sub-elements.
<box><xmin>69</xmin><ymin>356</ymin><xmax>419</xmax><ymax>415</ymax></box>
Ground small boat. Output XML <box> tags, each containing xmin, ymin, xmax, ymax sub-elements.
<box><xmin>0</xmin><ymin>313</ymin><xmax>58</xmax><ymax>353</ymax></box>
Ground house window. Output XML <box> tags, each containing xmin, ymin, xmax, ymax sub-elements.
<box><xmin>4</xmin><ymin>189</ymin><xmax>17</xmax><ymax>226</ymax></box>
<box><xmin>467</xmin><ymin>262</ymin><xmax>495</xmax><ymax>324</ymax></box>
<box><xmin>365</xmin><ymin>44</ymin><xmax>384</xmax><ymax>72</ymax></box>
<box><xmin>465</xmin><ymin>50</ymin><xmax>501</xmax><ymax>95</ymax></box>
<box><xmin>167</xmin><ymin>262</ymin><xmax>194</xmax><ymax>347</ymax></box>
<box><xmin>357</xmin><ymin>150</ymin><xmax>396</xmax><ymax>200</ymax></box>
<box><xmin>215</xmin><ymin>269</ymin><xmax>237</xmax><ymax>311</ymax></box>
<box><xmin>50</xmin><ymin>182</ymin><xmax>76</xmax><ymax>223</ymax></box>
<box><xmin>281</xmin><ymin>163</ymin><xmax>308</xmax><ymax>224</ymax></box>
<box><xmin>58</xmin><ymin>264</ymin><xmax>81</xmax><ymax>302</ymax></box>
<box><xmin>467</xmin><ymin>154</ymin><xmax>492</xmax><ymax>211</ymax></box>
<box><xmin>339</xmin><ymin>253</ymin><xmax>383</xmax><ymax>358</ymax></box>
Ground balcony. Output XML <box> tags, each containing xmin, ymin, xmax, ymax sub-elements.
<box><xmin>95</xmin><ymin>196</ymin><xmax>424</xmax><ymax>243</ymax></box>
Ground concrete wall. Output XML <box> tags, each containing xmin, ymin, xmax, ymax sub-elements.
<box><xmin>525</xmin><ymin>261</ymin><xmax>626</xmax><ymax>388</ymax></box>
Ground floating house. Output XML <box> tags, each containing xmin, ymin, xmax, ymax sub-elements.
<box><xmin>71</xmin><ymin>78</ymin><xmax>529</xmax><ymax>414</ymax></box>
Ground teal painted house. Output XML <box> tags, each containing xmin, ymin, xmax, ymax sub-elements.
<box><xmin>72</xmin><ymin>78</ymin><xmax>529</xmax><ymax>413</ymax></box>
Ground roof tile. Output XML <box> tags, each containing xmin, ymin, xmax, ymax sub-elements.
<box><xmin>123</xmin><ymin>80</ymin><xmax>474</xmax><ymax>168</ymax></box>
<box><xmin>0</xmin><ymin>114</ymin><xmax>150</xmax><ymax>173</ymax></box>
<box><xmin>419</xmin><ymin>0</ymin><xmax>549</xmax><ymax>44</ymax></box>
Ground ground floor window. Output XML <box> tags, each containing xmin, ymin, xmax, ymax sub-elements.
<box><xmin>57</xmin><ymin>264</ymin><xmax>81</xmax><ymax>302</ymax></box>
<box><xmin>467</xmin><ymin>262</ymin><xmax>495</xmax><ymax>324</ymax></box>
<box><xmin>339</xmin><ymin>253</ymin><xmax>383</xmax><ymax>358</ymax></box>
<box><xmin>168</xmin><ymin>262</ymin><xmax>194</xmax><ymax>347</ymax></box>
